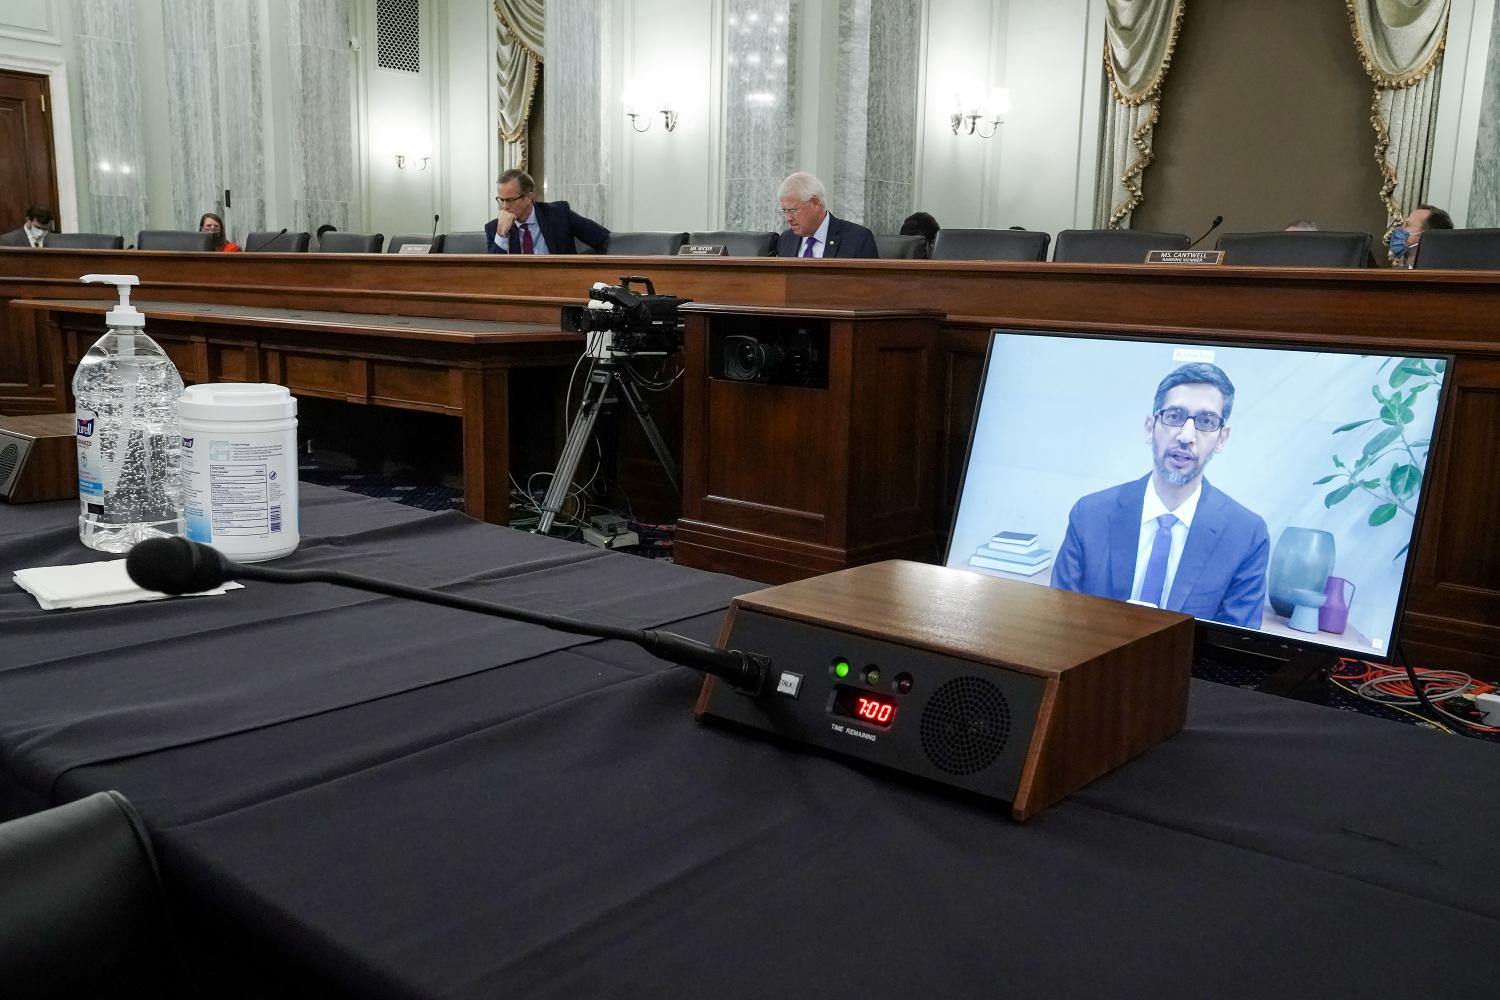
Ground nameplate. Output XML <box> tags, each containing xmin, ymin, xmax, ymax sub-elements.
<box><xmin>1145</xmin><ymin>249</ymin><xmax>1223</xmax><ymax>265</ymax></box>
<box><xmin>678</xmin><ymin>245</ymin><xmax>727</xmax><ymax>257</ymax></box>
<box><xmin>397</xmin><ymin>243</ymin><xmax>433</xmax><ymax>255</ymax></box>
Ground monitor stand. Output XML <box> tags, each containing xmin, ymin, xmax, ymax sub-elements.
<box><xmin>1194</xmin><ymin>625</ymin><xmax>1339</xmax><ymax>704</ymax></box>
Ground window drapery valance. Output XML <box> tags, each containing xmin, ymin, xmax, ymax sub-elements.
<box><xmin>1095</xmin><ymin>0</ymin><xmax>1188</xmax><ymax>228</ymax></box>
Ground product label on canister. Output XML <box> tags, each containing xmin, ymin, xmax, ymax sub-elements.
<box><xmin>75</xmin><ymin>407</ymin><xmax>104</xmax><ymax>500</ymax></box>
<box><xmin>182</xmin><ymin>436</ymin><xmax>290</xmax><ymax>541</ymax></box>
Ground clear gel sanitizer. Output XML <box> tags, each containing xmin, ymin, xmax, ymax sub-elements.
<box><xmin>72</xmin><ymin>274</ymin><xmax>185</xmax><ymax>552</ymax></box>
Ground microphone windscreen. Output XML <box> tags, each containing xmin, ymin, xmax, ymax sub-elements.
<box><xmin>126</xmin><ymin>537</ymin><xmax>228</xmax><ymax>595</ymax></box>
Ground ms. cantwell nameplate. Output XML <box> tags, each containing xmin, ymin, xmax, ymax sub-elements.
<box><xmin>1145</xmin><ymin>249</ymin><xmax>1224</xmax><ymax>265</ymax></box>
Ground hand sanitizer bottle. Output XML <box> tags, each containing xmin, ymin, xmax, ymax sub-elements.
<box><xmin>72</xmin><ymin>274</ymin><xmax>185</xmax><ymax>552</ymax></box>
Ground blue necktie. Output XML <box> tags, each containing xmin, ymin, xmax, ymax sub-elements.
<box><xmin>1138</xmin><ymin>514</ymin><xmax>1179</xmax><ymax>608</ymax></box>
<box><xmin>802</xmin><ymin>236</ymin><xmax>816</xmax><ymax>257</ymax></box>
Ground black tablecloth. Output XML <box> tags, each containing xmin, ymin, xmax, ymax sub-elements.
<box><xmin>3</xmin><ymin>487</ymin><xmax>1498</xmax><ymax>999</ymax></box>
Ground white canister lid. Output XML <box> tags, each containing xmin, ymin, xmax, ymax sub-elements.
<box><xmin>179</xmin><ymin>383</ymin><xmax>298</xmax><ymax>421</ymax></box>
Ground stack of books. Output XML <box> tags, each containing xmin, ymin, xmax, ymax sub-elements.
<box><xmin>968</xmin><ymin>530</ymin><xmax>1053</xmax><ymax>576</ymax></box>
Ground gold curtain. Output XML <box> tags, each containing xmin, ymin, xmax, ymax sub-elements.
<box><xmin>1094</xmin><ymin>0</ymin><xmax>1188</xmax><ymax>228</ymax></box>
<box><xmin>1346</xmin><ymin>0</ymin><xmax>1451</xmax><ymax>254</ymax></box>
<box><xmin>495</xmin><ymin>0</ymin><xmax>544</xmax><ymax>172</ymax></box>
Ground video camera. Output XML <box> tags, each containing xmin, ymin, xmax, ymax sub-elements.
<box><xmin>560</xmin><ymin>276</ymin><xmax>689</xmax><ymax>354</ymax></box>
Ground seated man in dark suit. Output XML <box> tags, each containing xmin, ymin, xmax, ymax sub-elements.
<box><xmin>1051</xmin><ymin>362</ymin><xmax>1269</xmax><ymax>629</ymax></box>
<box><xmin>775</xmin><ymin>172</ymin><xmax>878</xmax><ymax>259</ymax></box>
<box><xmin>485</xmin><ymin>169</ymin><xmax>609</xmax><ymax>254</ymax></box>
<box><xmin>0</xmin><ymin>205</ymin><xmax>54</xmax><ymax>247</ymax></box>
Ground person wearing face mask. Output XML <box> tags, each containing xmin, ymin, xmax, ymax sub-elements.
<box><xmin>198</xmin><ymin>212</ymin><xmax>241</xmax><ymax>252</ymax></box>
<box><xmin>1387</xmin><ymin>204</ymin><xmax>1452</xmax><ymax>268</ymax></box>
<box><xmin>1051</xmin><ymin>362</ymin><xmax>1269</xmax><ymax>629</ymax></box>
<box><xmin>0</xmin><ymin>206</ymin><xmax>55</xmax><ymax>248</ymax></box>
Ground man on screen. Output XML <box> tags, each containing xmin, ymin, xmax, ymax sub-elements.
<box><xmin>1051</xmin><ymin>362</ymin><xmax>1269</xmax><ymax>628</ymax></box>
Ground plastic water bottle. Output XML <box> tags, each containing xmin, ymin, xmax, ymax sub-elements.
<box><xmin>72</xmin><ymin>273</ymin><xmax>185</xmax><ymax>552</ymax></box>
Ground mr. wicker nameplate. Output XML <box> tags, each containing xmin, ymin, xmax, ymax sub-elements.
<box><xmin>678</xmin><ymin>245</ymin><xmax>728</xmax><ymax>257</ymax></box>
<box><xmin>1145</xmin><ymin>249</ymin><xmax>1224</xmax><ymax>264</ymax></box>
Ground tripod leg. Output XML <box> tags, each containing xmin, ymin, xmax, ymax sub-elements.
<box><xmin>537</xmin><ymin>367</ymin><xmax>611</xmax><ymax>534</ymax></box>
<box><xmin>616</xmin><ymin>375</ymin><xmax>680</xmax><ymax>495</ymax></box>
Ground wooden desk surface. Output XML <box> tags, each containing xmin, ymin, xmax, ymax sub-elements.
<box><xmin>11</xmin><ymin>298</ymin><xmax>574</xmax><ymax>346</ymax></box>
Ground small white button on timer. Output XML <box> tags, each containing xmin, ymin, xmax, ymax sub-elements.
<box><xmin>775</xmin><ymin>671</ymin><xmax>802</xmax><ymax>697</ymax></box>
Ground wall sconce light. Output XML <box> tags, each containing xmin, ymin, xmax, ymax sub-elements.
<box><xmin>622</xmin><ymin>82</ymin><xmax>678</xmax><ymax>133</ymax></box>
<box><xmin>950</xmin><ymin>87</ymin><xmax>1010</xmax><ymax>138</ymax></box>
<box><xmin>395</xmin><ymin>153</ymin><xmax>430</xmax><ymax>170</ymax></box>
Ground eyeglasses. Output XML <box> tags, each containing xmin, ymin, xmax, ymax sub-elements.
<box><xmin>1155</xmin><ymin>407</ymin><xmax>1224</xmax><ymax>432</ymax></box>
<box><xmin>496</xmin><ymin>194</ymin><xmax>528</xmax><ymax>206</ymax></box>
<box><xmin>779</xmin><ymin>203</ymin><xmax>805</xmax><ymax>217</ymax></box>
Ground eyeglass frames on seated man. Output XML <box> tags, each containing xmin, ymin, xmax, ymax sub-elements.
<box><xmin>1154</xmin><ymin>406</ymin><xmax>1225</xmax><ymax>432</ymax></box>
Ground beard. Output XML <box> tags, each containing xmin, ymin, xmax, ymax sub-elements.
<box><xmin>1155</xmin><ymin>445</ymin><xmax>1203</xmax><ymax>487</ymax></box>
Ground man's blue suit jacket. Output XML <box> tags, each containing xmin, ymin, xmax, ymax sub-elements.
<box><xmin>776</xmin><ymin>214</ymin><xmax>879</xmax><ymax>258</ymax></box>
<box><xmin>484</xmin><ymin>200</ymin><xmax>610</xmax><ymax>254</ymax></box>
<box><xmin>1050</xmin><ymin>474</ymin><xmax>1269</xmax><ymax>628</ymax></box>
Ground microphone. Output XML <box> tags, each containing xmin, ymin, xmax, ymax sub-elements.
<box><xmin>1187</xmin><ymin>215</ymin><xmax>1224</xmax><ymax>250</ymax></box>
<box><xmin>246</xmin><ymin>228</ymin><xmax>288</xmax><ymax>252</ymax></box>
<box><xmin>431</xmin><ymin>214</ymin><xmax>440</xmax><ymax>242</ymax></box>
<box><xmin>126</xmin><ymin>537</ymin><xmax>772</xmax><ymax>695</ymax></box>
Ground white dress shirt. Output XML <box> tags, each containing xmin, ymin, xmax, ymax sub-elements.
<box><xmin>799</xmin><ymin>213</ymin><xmax>832</xmax><ymax>258</ymax></box>
<box><xmin>493</xmin><ymin>213</ymin><xmax>550</xmax><ymax>254</ymax></box>
<box><xmin>1128</xmin><ymin>479</ymin><xmax>1203</xmax><ymax>607</ymax></box>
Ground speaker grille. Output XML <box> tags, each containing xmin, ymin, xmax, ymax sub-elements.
<box><xmin>377</xmin><ymin>0</ymin><xmax>421</xmax><ymax>73</ymax></box>
<box><xmin>0</xmin><ymin>442</ymin><xmax>18</xmax><ymax>485</ymax></box>
<box><xmin>919</xmin><ymin>676</ymin><xmax>1011</xmax><ymax>776</ymax></box>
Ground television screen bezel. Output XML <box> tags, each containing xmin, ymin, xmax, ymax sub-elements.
<box><xmin>943</xmin><ymin>326</ymin><xmax>1456</xmax><ymax>665</ymax></box>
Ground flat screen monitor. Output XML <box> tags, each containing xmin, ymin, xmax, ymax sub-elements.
<box><xmin>945</xmin><ymin>330</ymin><xmax>1452</xmax><ymax>661</ymax></box>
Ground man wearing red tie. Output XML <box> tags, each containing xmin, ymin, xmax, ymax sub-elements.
<box><xmin>774</xmin><ymin>172</ymin><xmax>878</xmax><ymax>259</ymax></box>
<box><xmin>485</xmin><ymin>169</ymin><xmax>610</xmax><ymax>255</ymax></box>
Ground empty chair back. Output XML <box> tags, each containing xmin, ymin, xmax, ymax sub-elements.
<box><xmin>387</xmin><ymin>234</ymin><xmax>446</xmax><ymax>254</ymax></box>
<box><xmin>687</xmin><ymin>231</ymin><xmax>778</xmax><ymax>257</ymax></box>
<box><xmin>42</xmin><ymin>233</ymin><xmax>125</xmax><ymax>250</ymax></box>
<box><xmin>1052</xmin><ymin>229</ymin><xmax>1190</xmax><ymax>263</ymax></box>
<box><xmin>605</xmin><ymin>231</ymin><xmax>689</xmax><ymax>255</ymax></box>
<box><xmin>244</xmin><ymin>231</ymin><xmax>311</xmax><ymax>252</ymax></box>
<box><xmin>315</xmin><ymin>231</ymin><xmax>384</xmax><ymax>253</ymax></box>
<box><xmin>1412</xmin><ymin>228</ymin><xmax>1500</xmax><ymax>270</ymax></box>
<box><xmin>930</xmin><ymin>228</ymin><xmax>1050</xmax><ymax>262</ymax></box>
<box><xmin>439</xmin><ymin>231</ymin><xmax>490</xmax><ymax>254</ymax></box>
<box><xmin>875</xmin><ymin>234</ymin><xmax>929</xmax><ymax>259</ymax></box>
<box><xmin>1217</xmin><ymin>231</ymin><xmax>1372</xmax><ymax>267</ymax></box>
<box><xmin>0</xmin><ymin>791</ymin><xmax>185</xmax><ymax>997</ymax></box>
<box><xmin>136</xmin><ymin>230</ymin><xmax>216</xmax><ymax>251</ymax></box>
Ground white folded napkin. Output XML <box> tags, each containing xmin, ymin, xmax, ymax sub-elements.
<box><xmin>13</xmin><ymin>559</ymin><xmax>241</xmax><ymax>610</ymax></box>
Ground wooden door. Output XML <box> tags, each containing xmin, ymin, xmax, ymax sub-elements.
<box><xmin>0</xmin><ymin>70</ymin><xmax>58</xmax><ymax>232</ymax></box>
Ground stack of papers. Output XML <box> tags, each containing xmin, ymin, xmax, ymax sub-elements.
<box><xmin>13</xmin><ymin>559</ymin><xmax>241</xmax><ymax>610</ymax></box>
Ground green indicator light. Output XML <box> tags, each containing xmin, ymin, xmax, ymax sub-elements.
<box><xmin>834</xmin><ymin>660</ymin><xmax>850</xmax><ymax>678</ymax></box>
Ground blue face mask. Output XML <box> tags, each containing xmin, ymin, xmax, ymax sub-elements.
<box><xmin>1388</xmin><ymin>227</ymin><xmax>1411</xmax><ymax>258</ymax></box>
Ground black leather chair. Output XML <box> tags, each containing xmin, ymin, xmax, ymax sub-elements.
<box><xmin>244</xmin><ymin>231</ymin><xmax>311</xmax><ymax>252</ymax></box>
<box><xmin>136</xmin><ymin>230</ymin><xmax>216</xmax><ymax>251</ymax></box>
<box><xmin>315</xmin><ymin>231</ymin><xmax>384</xmax><ymax>253</ymax></box>
<box><xmin>875</xmin><ymin>234</ymin><xmax>929</xmax><ymax>259</ymax></box>
<box><xmin>930</xmin><ymin>228</ymin><xmax>1050</xmax><ymax>262</ymax></box>
<box><xmin>605</xmin><ymin>231</ymin><xmax>689</xmax><ymax>255</ymax></box>
<box><xmin>687</xmin><ymin>231</ymin><xmax>778</xmax><ymax>257</ymax></box>
<box><xmin>42</xmin><ymin>233</ymin><xmax>125</xmax><ymax>250</ymax></box>
<box><xmin>0</xmin><ymin>791</ymin><xmax>186</xmax><ymax>997</ymax></box>
<box><xmin>439</xmin><ymin>231</ymin><xmax>489</xmax><ymax>254</ymax></box>
<box><xmin>1412</xmin><ymin>228</ymin><xmax>1500</xmax><ymax>270</ymax></box>
<box><xmin>1217</xmin><ymin>231</ymin><xmax>1372</xmax><ymax>268</ymax></box>
<box><xmin>1052</xmin><ymin>228</ymin><xmax>1190</xmax><ymax>263</ymax></box>
<box><xmin>387</xmin><ymin>234</ymin><xmax>446</xmax><ymax>254</ymax></box>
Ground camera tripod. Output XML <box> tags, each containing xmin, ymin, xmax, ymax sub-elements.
<box><xmin>535</xmin><ymin>343</ymin><xmax>679</xmax><ymax>536</ymax></box>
